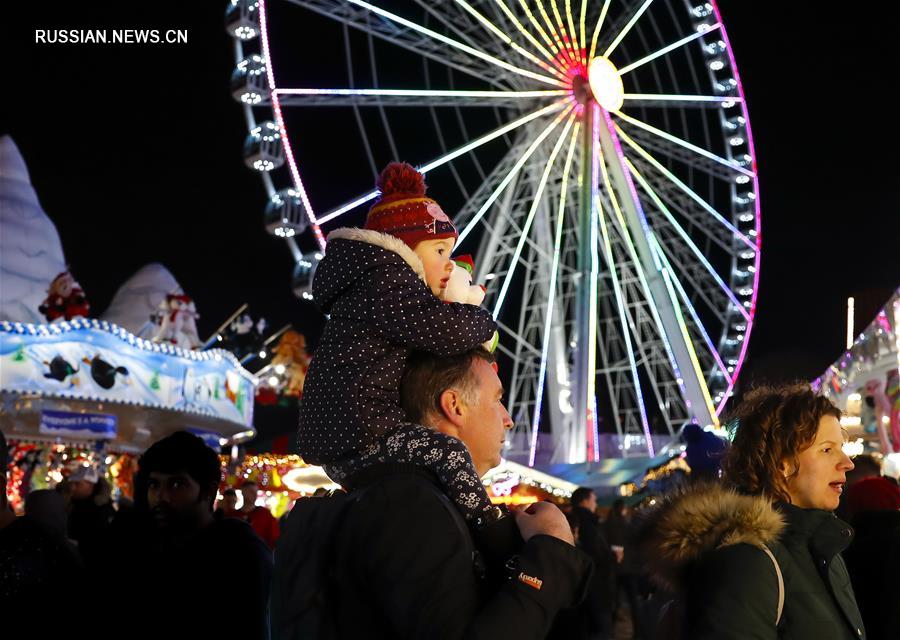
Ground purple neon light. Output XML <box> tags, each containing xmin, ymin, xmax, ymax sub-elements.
<box><xmin>258</xmin><ymin>0</ymin><xmax>326</xmax><ymax>251</ymax></box>
<box><xmin>590</xmin><ymin>103</ymin><xmax>601</xmax><ymax>463</ymax></box>
<box><xmin>710</xmin><ymin>0</ymin><xmax>761</xmax><ymax>415</ymax></box>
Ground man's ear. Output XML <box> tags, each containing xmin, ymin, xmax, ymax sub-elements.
<box><xmin>438</xmin><ymin>388</ymin><xmax>466</xmax><ymax>429</ymax></box>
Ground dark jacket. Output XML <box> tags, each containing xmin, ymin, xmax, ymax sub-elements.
<box><xmin>297</xmin><ymin>228</ymin><xmax>497</xmax><ymax>465</ymax></box>
<box><xmin>571</xmin><ymin>505</ymin><xmax>617</xmax><ymax>612</ymax></box>
<box><xmin>639</xmin><ymin>484</ymin><xmax>867</xmax><ymax>640</ymax></box>
<box><xmin>273</xmin><ymin>463</ymin><xmax>593</xmax><ymax>639</ymax></box>
<box><xmin>843</xmin><ymin>509</ymin><xmax>900</xmax><ymax>639</ymax></box>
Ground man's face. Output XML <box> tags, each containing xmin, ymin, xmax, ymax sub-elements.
<box><xmin>580</xmin><ymin>492</ymin><xmax>598</xmax><ymax>513</ymax></box>
<box><xmin>70</xmin><ymin>480</ymin><xmax>95</xmax><ymax>500</ymax></box>
<box><xmin>146</xmin><ymin>470</ymin><xmax>206</xmax><ymax>530</ymax></box>
<box><xmin>240</xmin><ymin>485</ymin><xmax>258</xmax><ymax>509</ymax></box>
<box><xmin>456</xmin><ymin>358</ymin><xmax>514</xmax><ymax>476</ymax></box>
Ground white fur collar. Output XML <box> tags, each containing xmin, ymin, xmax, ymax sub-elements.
<box><xmin>326</xmin><ymin>227</ymin><xmax>426</xmax><ymax>282</ymax></box>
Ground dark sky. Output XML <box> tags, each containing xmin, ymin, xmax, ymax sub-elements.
<box><xmin>4</xmin><ymin>1</ymin><xmax>898</xmax><ymax>419</ymax></box>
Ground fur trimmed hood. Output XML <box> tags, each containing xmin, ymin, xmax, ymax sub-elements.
<box><xmin>637</xmin><ymin>484</ymin><xmax>784</xmax><ymax>591</ymax></box>
<box><xmin>326</xmin><ymin>227</ymin><xmax>426</xmax><ymax>282</ymax></box>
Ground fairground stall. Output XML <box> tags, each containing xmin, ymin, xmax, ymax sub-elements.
<box><xmin>813</xmin><ymin>288</ymin><xmax>900</xmax><ymax>462</ymax></box>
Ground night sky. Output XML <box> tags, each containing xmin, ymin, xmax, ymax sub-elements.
<box><xmin>4</xmin><ymin>1</ymin><xmax>898</xmax><ymax>439</ymax></box>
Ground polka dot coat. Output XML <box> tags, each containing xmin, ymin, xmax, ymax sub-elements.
<box><xmin>297</xmin><ymin>228</ymin><xmax>498</xmax><ymax>468</ymax></box>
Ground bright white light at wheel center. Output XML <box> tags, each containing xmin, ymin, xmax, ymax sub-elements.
<box><xmin>588</xmin><ymin>57</ymin><xmax>624</xmax><ymax>112</ymax></box>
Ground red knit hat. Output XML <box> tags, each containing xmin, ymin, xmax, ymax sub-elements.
<box><xmin>365</xmin><ymin>162</ymin><xmax>457</xmax><ymax>249</ymax></box>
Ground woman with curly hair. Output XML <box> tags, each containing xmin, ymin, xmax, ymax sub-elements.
<box><xmin>639</xmin><ymin>383</ymin><xmax>866</xmax><ymax>639</ymax></box>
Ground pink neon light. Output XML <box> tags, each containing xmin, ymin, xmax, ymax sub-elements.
<box><xmin>710</xmin><ymin>0</ymin><xmax>761</xmax><ymax>415</ymax></box>
<box><xmin>258</xmin><ymin>0</ymin><xmax>326</xmax><ymax>251</ymax></box>
<box><xmin>590</xmin><ymin>103</ymin><xmax>601</xmax><ymax>463</ymax></box>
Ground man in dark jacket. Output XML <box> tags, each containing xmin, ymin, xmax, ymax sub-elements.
<box><xmin>571</xmin><ymin>488</ymin><xmax>618</xmax><ymax>640</ymax></box>
<box><xmin>104</xmin><ymin>431</ymin><xmax>272</xmax><ymax>639</ymax></box>
<box><xmin>273</xmin><ymin>349</ymin><xmax>593</xmax><ymax>639</ymax></box>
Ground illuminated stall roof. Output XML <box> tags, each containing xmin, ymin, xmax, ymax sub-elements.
<box><xmin>1</xmin><ymin>318</ymin><xmax>257</xmax><ymax>452</ymax></box>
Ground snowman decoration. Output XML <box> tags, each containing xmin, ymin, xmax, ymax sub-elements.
<box><xmin>440</xmin><ymin>254</ymin><xmax>499</xmax><ymax>353</ymax></box>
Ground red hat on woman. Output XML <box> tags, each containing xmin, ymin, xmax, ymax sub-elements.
<box><xmin>364</xmin><ymin>162</ymin><xmax>457</xmax><ymax>249</ymax></box>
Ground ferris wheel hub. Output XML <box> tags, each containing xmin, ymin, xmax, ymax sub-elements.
<box><xmin>587</xmin><ymin>57</ymin><xmax>625</xmax><ymax>112</ymax></box>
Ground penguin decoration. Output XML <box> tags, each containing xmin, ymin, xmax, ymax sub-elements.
<box><xmin>82</xmin><ymin>354</ymin><xmax>130</xmax><ymax>390</ymax></box>
<box><xmin>43</xmin><ymin>355</ymin><xmax>80</xmax><ymax>386</ymax></box>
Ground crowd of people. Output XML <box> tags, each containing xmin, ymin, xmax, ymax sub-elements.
<box><xmin>2</xmin><ymin>163</ymin><xmax>899</xmax><ymax>638</ymax></box>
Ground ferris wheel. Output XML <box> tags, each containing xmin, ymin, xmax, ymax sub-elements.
<box><xmin>226</xmin><ymin>0</ymin><xmax>761</xmax><ymax>464</ymax></box>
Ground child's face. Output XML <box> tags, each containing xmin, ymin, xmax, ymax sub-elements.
<box><xmin>413</xmin><ymin>237</ymin><xmax>455</xmax><ymax>296</ymax></box>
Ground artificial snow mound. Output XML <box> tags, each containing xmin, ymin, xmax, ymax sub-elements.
<box><xmin>101</xmin><ymin>263</ymin><xmax>183</xmax><ymax>337</ymax></box>
<box><xmin>0</xmin><ymin>136</ymin><xmax>67</xmax><ymax>324</ymax></box>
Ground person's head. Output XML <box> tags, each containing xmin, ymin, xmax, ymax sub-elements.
<box><xmin>364</xmin><ymin>162</ymin><xmax>458</xmax><ymax>296</ymax></box>
<box><xmin>611</xmin><ymin>498</ymin><xmax>629</xmax><ymax>519</ymax></box>
<box><xmin>846</xmin><ymin>454</ymin><xmax>881</xmax><ymax>486</ymax></box>
<box><xmin>220</xmin><ymin>488</ymin><xmax>238</xmax><ymax>512</ymax></box>
<box><xmin>67</xmin><ymin>465</ymin><xmax>99</xmax><ymax>500</ymax></box>
<box><xmin>843</xmin><ymin>476</ymin><xmax>900</xmax><ymax>521</ymax></box>
<box><xmin>136</xmin><ymin>431</ymin><xmax>221</xmax><ymax>531</ymax></box>
<box><xmin>571</xmin><ymin>487</ymin><xmax>597</xmax><ymax>512</ymax></box>
<box><xmin>400</xmin><ymin>348</ymin><xmax>512</xmax><ymax>476</ymax></box>
<box><xmin>722</xmin><ymin>383</ymin><xmax>853</xmax><ymax>511</ymax></box>
<box><xmin>240</xmin><ymin>481</ymin><xmax>258</xmax><ymax>510</ymax></box>
<box><xmin>0</xmin><ymin>429</ymin><xmax>7</xmax><ymax>511</ymax></box>
<box><xmin>24</xmin><ymin>489</ymin><xmax>67</xmax><ymax>537</ymax></box>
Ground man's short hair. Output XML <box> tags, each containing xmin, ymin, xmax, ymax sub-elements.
<box><xmin>400</xmin><ymin>348</ymin><xmax>496</xmax><ymax>425</ymax></box>
<box><xmin>222</xmin><ymin>489</ymin><xmax>237</xmax><ymax>497</ymax></box>
<box><xmin>136</xmin><ymin>431</ymin><xmax>221</xmax><ymax>509</ymax></box>
<box><xmin>848</xmin><ymin>454</ymin><xmax>881</xmax><ymax>479</ymax></box>
<box><xmin>571</xmin><ymin>487</ymin><xmax>594</xmax><ymax>506</ymax></box>
<box><xmin>241</xmin><ymin>480</ymin><xmax>258</xmax><ymax>489</ymax></box>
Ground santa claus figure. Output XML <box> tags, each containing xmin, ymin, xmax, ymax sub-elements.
<box><xmin>38</xmin><ymin>271</ymin><xmax>91</xmax><ymax>322</ymax></box>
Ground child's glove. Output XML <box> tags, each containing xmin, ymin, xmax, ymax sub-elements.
<box><xmin>441</xmin><ymin>255</ymin><xmax>499</xmax><ymax>353</ymax></box>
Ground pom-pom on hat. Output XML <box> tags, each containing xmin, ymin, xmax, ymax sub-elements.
<box><xmin>365</xmin><ymin>162</ymin><xmax>457</xmax><ymax>249</ymax></box>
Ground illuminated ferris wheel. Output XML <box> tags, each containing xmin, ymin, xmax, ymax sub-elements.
<box><xmin>226</xmin><ymin>0</ymin><xmax>761</xmax><ymax>464</ymax></box>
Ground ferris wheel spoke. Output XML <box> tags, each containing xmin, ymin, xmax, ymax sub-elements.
<box><xmin>621</xmin><ymin>128</ymin><xmax>740</xmax><ymax>182</ymax></box>
<box><xmin>457</xmin><ymin>106</ymin><xmax>575</xmax><ymax>245</ymax></box>
<box><xmin>578</xmin><ymin>0</ymin><xmax>588</xmax><ymax>64</ymax></box>
<box><xmin>622</xmin><ymin>93</ymin><xmax>743</xmax><ymax>109</ymax></box>
<box><xmin>272</xmin><ymin>87</ymin><xmax>566</xmax><ymax>108</ymax></box>
<box><xmin>493</xmin><ymin>113</ymin><xmax>576</xmax><ymax>318</ymax></box>
<box><xmin>603</xmin><ymin>0</ymin><xmax>656</xmax><ymax>59</ymax></box>
<box><xmin>627</xmin><ymin>158</ymin><xmax>736</xmax><ymax>253</ymax></box>
<box><xmin>626</xmin><ymin>158</ymin><xmax>751</xmax><ymax>322</ymax></box>
<box><xmin>613</xmin><ymin>110</ymin><xmax>754</xmax><ymax>178</ymax></box>
<box><xmin>289</xmin><ymin>0</ymin><xmax>565</xmax><ymax>87</ymax></box>
<box><xmin>491</xmin><ymin>0</ymin><xmax>564</xmax><ymax>71</ymax></box>
<box><xmin>316</xmin><ymin>100</ymin><xmax>567</xmax><ymax>226</ymax></box>
<box><xmin>616</xmin><ymin>23</ymin><xmax>720</xmax><ymax>76</ymax></box>
<box><xmin>563</xmin><ymin>0</ymin><xmax>581</xmax><ymax>62</ymax></box>
<box><xmin>530</xmin><ymin>122</ymin><xmax>580</xmax><ymax>466</ymax></box>
<box><xmin>596</xmin><ymin>108</ymin><xmax>719</xmax><ymax>429</ymax></box>
<box><xmin>454</xmin><ymin>0</ymin><xmax>569</xmax><ymax>80</ymax></box>
<box><xmin>587</xmin><ymin>0</ymin><xmax>612</xmax><ymax>62</ymax></box>
<box><xmin>288</xmin><ymin>0</ymin><xmax>505</xmax><ymax>88</ymax></box>
<box><xmin>614</xmin><ymin>125</ymin><xmax>755</xmax><ymax>249</ymax></box>
<box><xmin>595</xmin><ymin>195</ymin><xmax>655</xmax><ymax>454</ymax></box>
<box><xmin>647</xmin><ymin>237</ymin><xmax>733</xmax><ymax>384</ymax></box>
<box><xmin>411</xmin><ymin>0</ymin><xmax>485</xmax><ymax>51</ymax></box>
<box><xmin>529</xmin><ymin>0</ymin><xmax>577</xmax><ymax>66</ymax></box>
